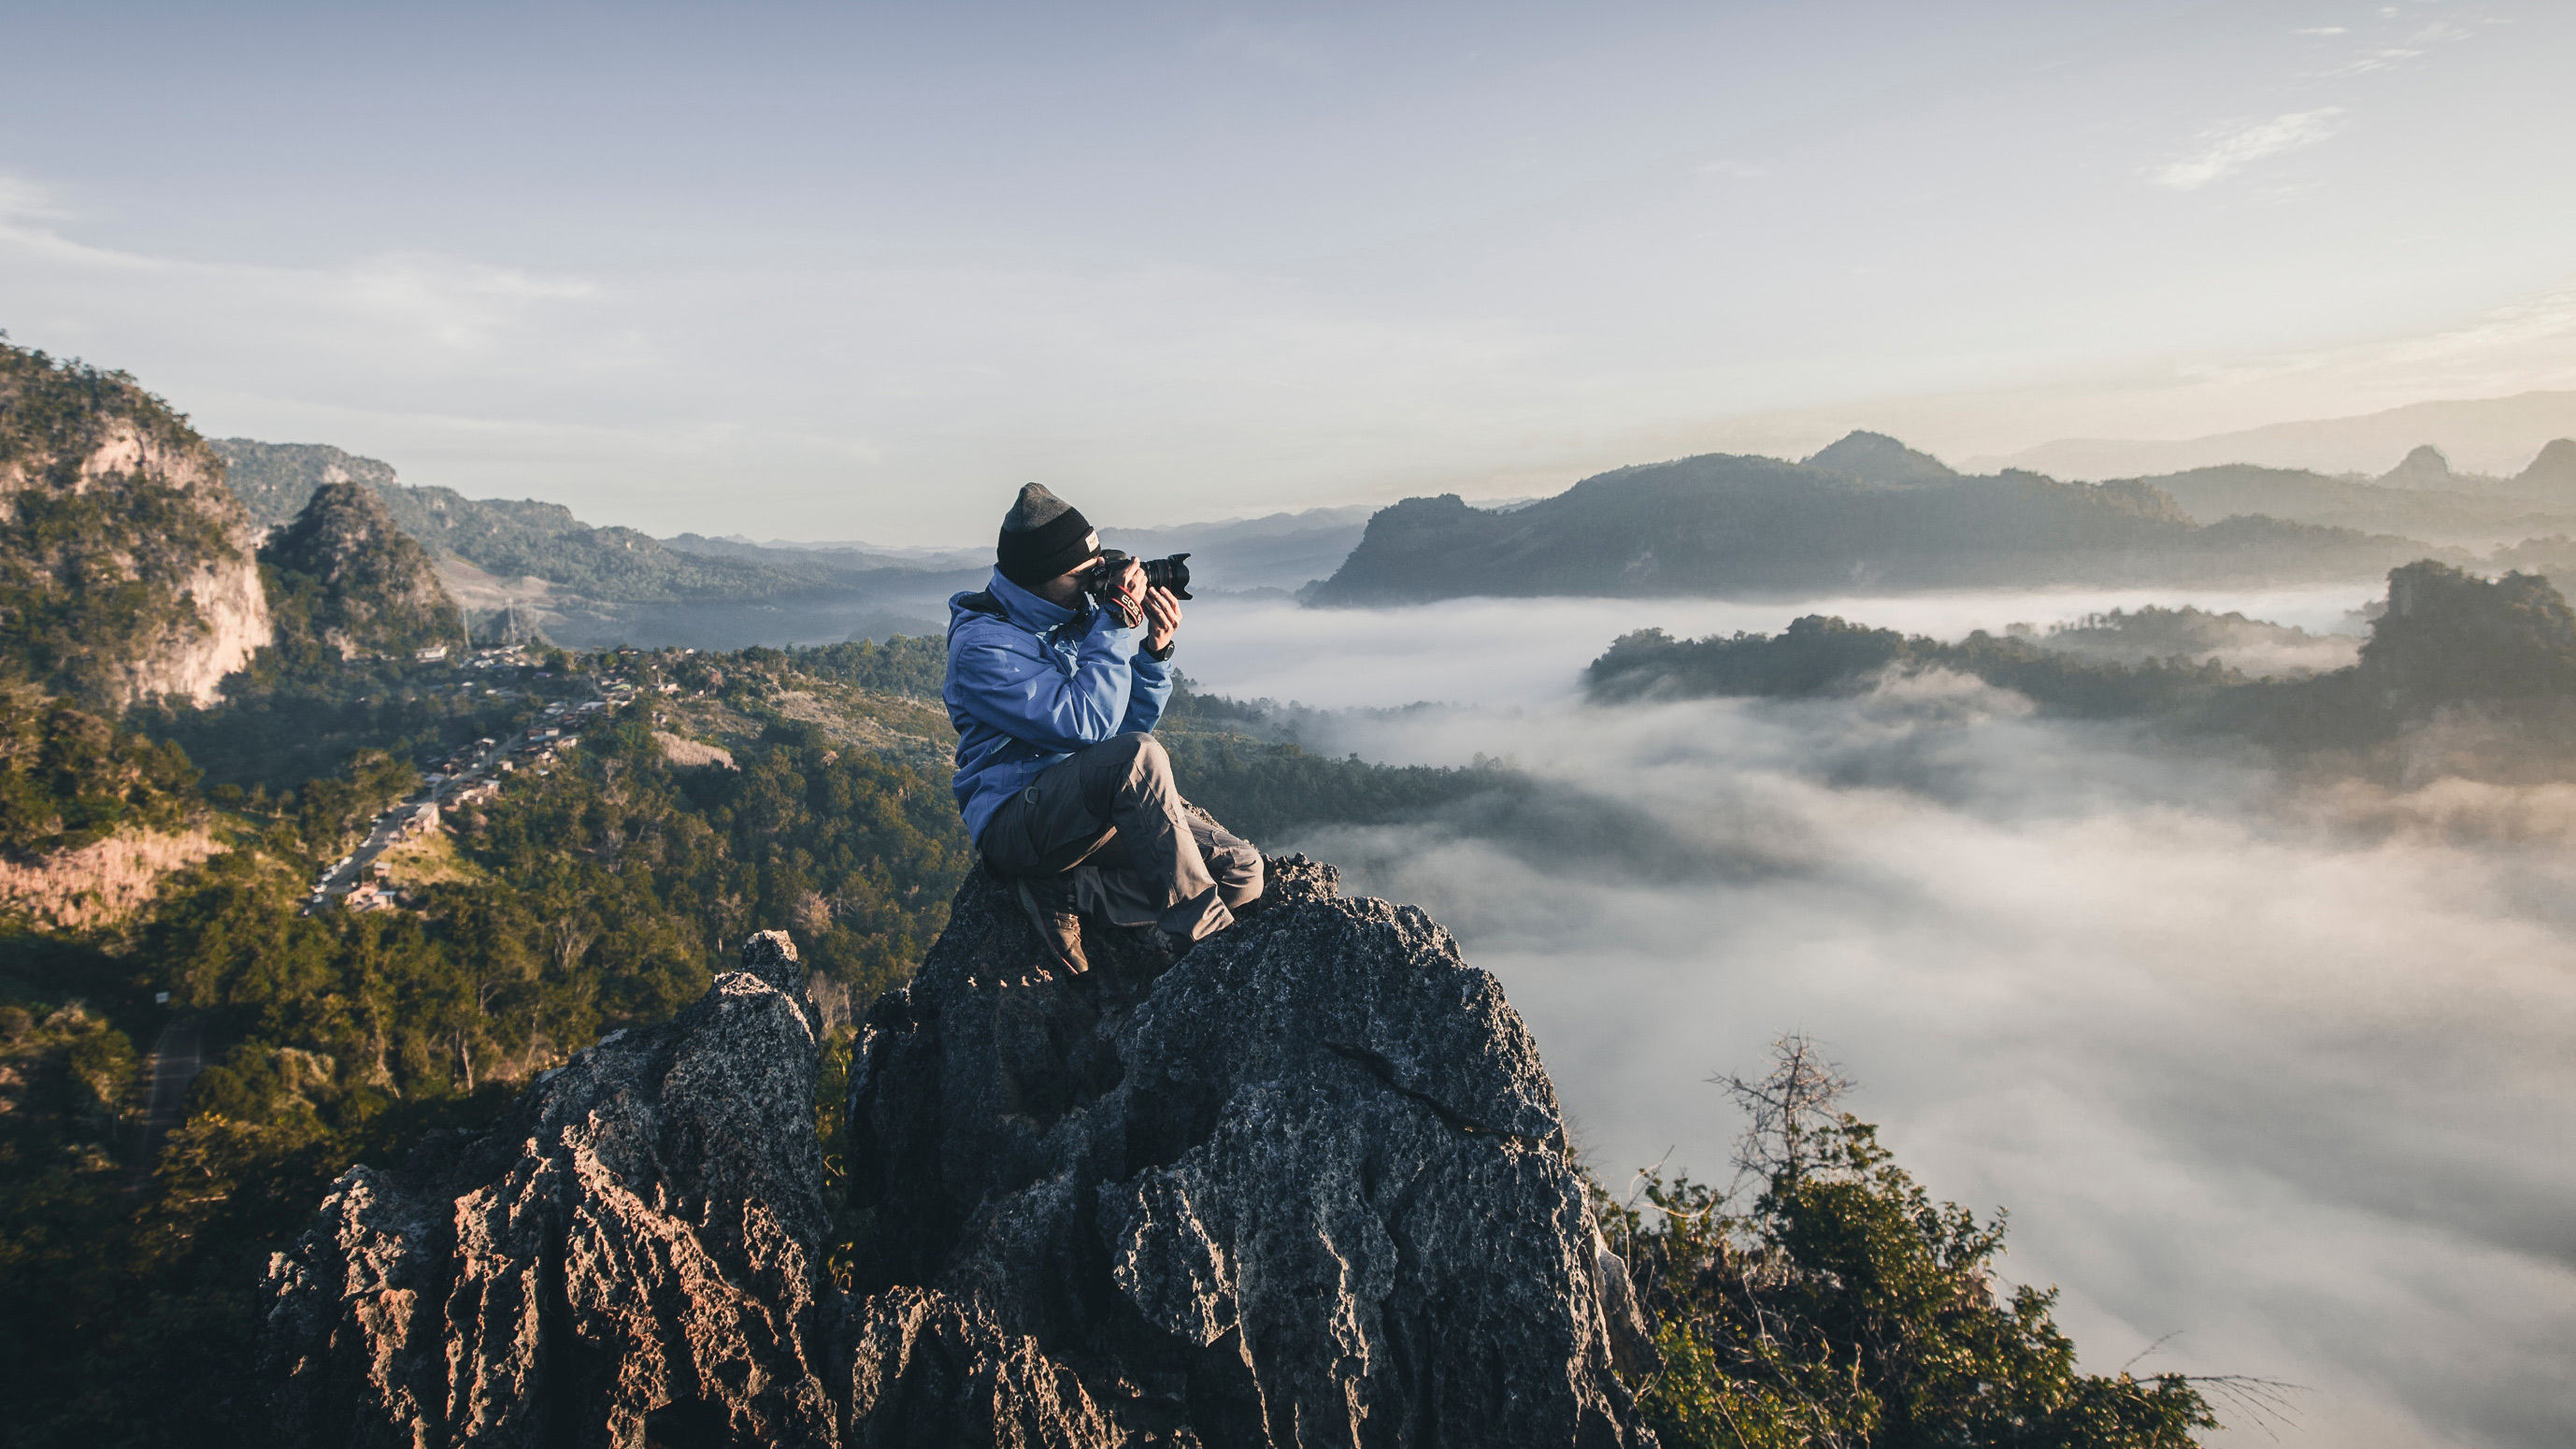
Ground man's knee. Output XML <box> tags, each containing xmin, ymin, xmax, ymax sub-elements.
<box><xmin>1218</xmin><ymin>847</ymin><xmax>1264</xmax><ymax>908</ymax></box>
<box><xmin>1098</xmin><ymin>730</ymin><xmax>1170</xmax><ymax>782</ymax></box>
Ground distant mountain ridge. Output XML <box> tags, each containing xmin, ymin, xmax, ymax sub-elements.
<box><xmin>1309</xmin><ymin>434</ymin><xmax>2436</xmax><ymax>605</ymax></box>
<box><xmin>214</xmin><ymin>440</ymin><xmax>821</xmax><ymax>604</ymax></box>
<box><xmin>1976</xmin><ymin>390</ymin><xmax>2576</xmax><ymax>480</ymax></box>
<box><xmin>214</xmin><ymin>439</ymin><xmax>951</xmax><ymax>648</ymax></box>
<box><xmin>219</xmin><ymin>440</ymin><xmax>1381</xmax><ymax>645</ymax></box>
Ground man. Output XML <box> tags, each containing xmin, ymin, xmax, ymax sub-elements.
<box><xmin>944</xmin><ymin>482</ymin><xmax>1263</xmax><ymax>974</ymax></box>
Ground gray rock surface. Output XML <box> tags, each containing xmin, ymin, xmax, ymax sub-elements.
<box><xmin>261</xmin><ymin>866</ymin><xmax>1652</xmax><ymax>1447</ymax></box>
<box><xmin>260</xmin><ymin>931</ymin><xmax>839</xmax><ymax>1448</ymax></box>
<box><xmin>846</xmin><ymin>856</ymin><xmax>1652</xmax><ymax>1446</ymax></box>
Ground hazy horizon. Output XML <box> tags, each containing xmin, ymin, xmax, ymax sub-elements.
<box><xmin>7</xmin><ymin>1</ymin><xmax>2575</xmax><ymax>542</ymax></box>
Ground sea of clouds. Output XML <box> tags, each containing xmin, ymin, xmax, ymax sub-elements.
<box><xmin>1179</xmin><ymin>587</ymin><xmax>2575</xmax><ymax>1449</ymax></box>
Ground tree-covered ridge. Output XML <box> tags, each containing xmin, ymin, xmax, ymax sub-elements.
<box><xmin>260</xmin><ymin>481</ymin><xmax>468</xmax><ymax>664</ymax></box>
<box><xmin>1585</xmin><ymin>562</ymin><xmax>2576</xmax><ymax>775</ymax></box>
<box><xmin>0</xmin><ymin>341</ymin><xmax>263</xmax><ymax>710</ymax></box>
<box><xmin>2015</xmin><ymin>604</ymin><xmax>2354</xmax><ymax>676</ymax></box>
<box><xmin>0</xmin><ymin>339</ymin><xmax>200</xmax><ymax>475</ymax></box>
<box><xmin>202</xmin><ymin>438</ymin><xmax>399</xmax><ymax>530</ymax></box>
<box><xmin>0</xmin><ymin>688</ymin><xmax>201</xmax><ymax>860</ymax></box>
<box><xmin>213</xmin><ymin>438</ymin><xmax>833</xmax><ymax>604</ymax></box>
<box><xmin>1587</xmin><ymin>614</ymin><xmax>2244</xmax><ymax>719</ymax></box>
<box><xmin>780</xmin><ymin>634</ymin><xmax>950</xmax><ymax>696</ymax></box>
<box><xmin>2362</xmin><ymin>559</ymin><xmax>2576</xmax><ymax>701</ymax></box>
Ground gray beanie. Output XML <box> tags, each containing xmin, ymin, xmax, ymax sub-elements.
<box><xmin>996</xmin><ymin>482</ymin><xmax>1099</xmax><ymax>586</ymax></box>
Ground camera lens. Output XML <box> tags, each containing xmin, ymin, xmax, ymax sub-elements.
<box><xmin>1140</xmin><ymin>552</ymin><xmax>1193</xmax><ymax>600</ymax></box>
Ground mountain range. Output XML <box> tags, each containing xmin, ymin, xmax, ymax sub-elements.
<box><xmin>1975</xmin><ymin>389</ymin><xmax>2576</xmax><ymax>481</ymax></box>
<box><xmin>1309</xmin><ymin>432</ymin><xmax>2449</xmax><ymax>605</ymax></box>
<box><xmin>220</xmin><ymin>425</ymin><xmax>2576</xmax><ymax>622</ymax></box>
<box><xmin>215</xmin><ymin>440</ymin><xmax>1375</xmax><ymax>648</ymax></box>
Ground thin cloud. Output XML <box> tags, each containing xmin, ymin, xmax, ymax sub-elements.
<box><xmin>0</xmin><ymin>173</ymin><xmax>74</xmax><ymax>225</ymax></box>
<box><xmin>2150</xmin><ymin>108</ymin><xmax>2347</xmax><ymax>192</ymax></box>
<box><xmin>2313</xmin><ymin>18</ymin><xmax>2475</xmax><ymax>79</ymax></box>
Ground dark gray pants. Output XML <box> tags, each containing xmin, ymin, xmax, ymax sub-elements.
<box><xmin>978</xmin><ymin>732</ymin><xmax>1263</xmax><ymax>941</ymax></box>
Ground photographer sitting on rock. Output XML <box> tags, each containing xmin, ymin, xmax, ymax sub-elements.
<box><xmin>944</xmin><ymin>482</ymin><xmax>1263</xmax><ymax>974</ymax></box>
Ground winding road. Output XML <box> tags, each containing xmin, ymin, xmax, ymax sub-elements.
<box><xmin>133</xmin><ymin>1014</ymin><xmax>204</xmax><ymax>1187</ymax></box>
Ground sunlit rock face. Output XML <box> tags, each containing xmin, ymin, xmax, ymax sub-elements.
<box><xmin>845</xmin><ymin>856</ymin><xmax>1651</xmax><ymax>1448</ymax></box>
<box><xmin>260</xmin><ymin>867</ymin><xmax>1651</xmax><ymax>1447</ymax></box>
<box><xmin>259</xmin><ymin>933</ymin><xmax>840</xmax><ymax>1448</ymax></box>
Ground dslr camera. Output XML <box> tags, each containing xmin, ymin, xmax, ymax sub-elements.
<box><xmin>1080</xmin><ymin>550</ymin><xmax>1195</xmax><ymax>610</ymax></box>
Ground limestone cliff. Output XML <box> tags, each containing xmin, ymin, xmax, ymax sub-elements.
<box><xmin>261</xmin><ymin>867</ymin><xmax>1653</xmax><ymax>1447</ymax></box>
<box><xmin>0</xmin><ymin>343</ymin><xmax>272</xmax><ymax>707</ymax></box>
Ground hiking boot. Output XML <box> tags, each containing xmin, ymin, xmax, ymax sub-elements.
<box><xmin>1016</xmin><ymin>877</ymin><xmax>1089</xmax><ymax>976</ymax></box>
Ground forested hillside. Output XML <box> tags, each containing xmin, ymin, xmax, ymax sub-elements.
<box><xmin>259</xmin><ymin>481</ymin><xmax>467</xmax><ymax>664</ymax></box>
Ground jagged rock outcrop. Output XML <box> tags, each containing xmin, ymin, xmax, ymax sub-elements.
<box><xmin>845</xmin><ymin>856</ymin><xmax>1652</xmax><ymax>1447</ymax></box>
<box><xmin>261</xmin><ymin>868</ymin><xmax>1653</xmax><ymax>1447</ymax></box>
<box><xmin>0</xmin><ymin>342</ymin><xmax>272</xmax><ymax>706</ymax></box>
<box><xmin>263</xmin><ymin>480</ymin><xmax>466</xmax><ymax>660</ymax></box>
<box><xmin>261</xmin><ymin>932</ymin><xmax>839</xmax><ymax>1447</ymax></box>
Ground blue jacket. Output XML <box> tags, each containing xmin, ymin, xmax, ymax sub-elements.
<box><xmin>944</xmin><ymin>569</ymin><xmax>1173</xmax><ymax>844</ymax></box>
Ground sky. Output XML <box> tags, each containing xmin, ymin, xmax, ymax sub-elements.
<box><xmin>3</xmin><ymin>1</ymin><xmax>2573</xmax><ymax>541</ymax></box>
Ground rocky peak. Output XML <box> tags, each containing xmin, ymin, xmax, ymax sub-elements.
<box><xmin>847</xmin><ymin>854</ymin><xmax>1648</xmax><ymax>1446</ymax></box>
<box><xmin>2377</xmin><ymin>443</ymin><xmax>2454</xmax><ymax>490</ymax></box>
<box><xmin>262</xmin><ymin>481</ymin><xmax>465</xmax><ymax>660</ymax></box>
<box><xmin>1801</xmin><ymin>430</ymin><xmax>1960</xmax><ymax>485</ymax></box>
<box><xmin>260</xmin><ymin>865</ymin><xmax>1653</xmax><ymax>1446</ymax></box>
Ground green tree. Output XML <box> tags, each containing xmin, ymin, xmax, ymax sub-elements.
<box><xmin>1605</xmin><ymin>1038</ymin><xmax>2225</xmax><ymax>1449</ymax></box>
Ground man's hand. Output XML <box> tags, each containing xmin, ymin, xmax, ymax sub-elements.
<box><xmin>1099</xmin><ymin>557</ymin><xmax>1147</xmax><ymax>628</ymax></box>
<box><xmin>1143</xmin><ymin>585</ymin><xmax>1182</xmax><ymax>654</ymax></box>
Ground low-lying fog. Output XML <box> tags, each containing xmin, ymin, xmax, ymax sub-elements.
<box><xmin>1184</xmin><ymin>583</ymin><xmax>2377</xmax><ymax>710</ymax></box>
<box><xmin>1181</xmin><ymin>587</ymin><xmax>2572</xmax><ymax>1449</ymax></box>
